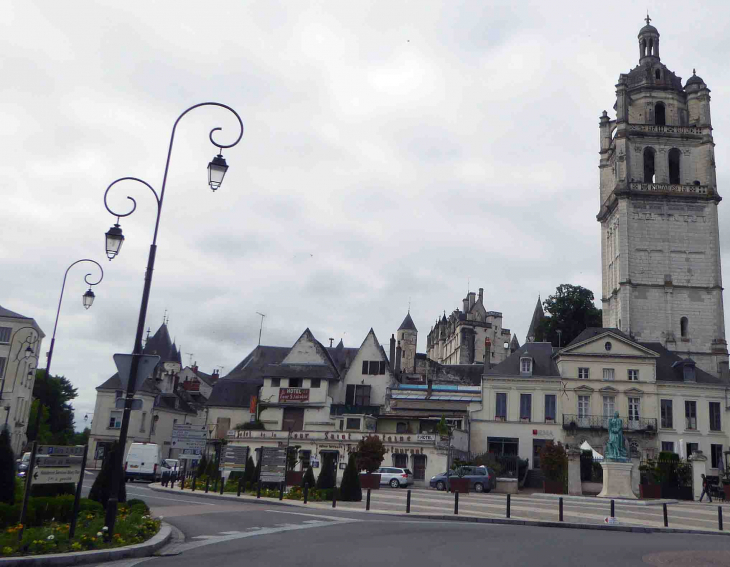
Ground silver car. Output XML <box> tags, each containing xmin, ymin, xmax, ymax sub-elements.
<box><xmin>377</xmin><ymin>467</ymin><xmax>414</xmax><ymax>488</ymax></box>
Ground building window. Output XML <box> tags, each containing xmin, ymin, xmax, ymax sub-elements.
<box><xmin>109</xmin><ymin>411</ymin><xmax>122</xmax><ymax>429</ymax></box>
<box><xmin>346</xmin><ymin>418</ymin><xmax>361</xmax><ymax>430</ymax></box>
<box><xmin>520</xmin><ymin>394</ymin><xmax>532</xmax><ymax>421</ymax></box>
<box><xmin>685</xmin><ymin>401</ymin><xmax>697</xmax><ymax>430</ymax></box>
<box><xmin>628</xmin><ymin>398</ymin><xmax>640</xmax><ymax>424</ymax></box>
<box><xmin>578</xmin><ymin>395</ymin><xmax>590</xmax><ymax>418</ymax></box>
<box><xmin>140</xmin><ymin>412</ymin><xmax>147</xmax><ymax>432</ymax></box>
<box><xmin>544</xmin><ymin>395</ymin><xmax>556</xmax><ymax>422</ymax></box>
<box><xmin>520</xmin><ymin>357</ymin><xmax>532</xmax><ymax>374</ymax></box>
<box><xmin>602</xmin><ymin>396</ymin><xmax>615</xmax><ymax>423</ymax></box>
<box><xmin>0</xmin><ymin>327</ymin><xmax>11</xmax><ymax>344</ymax></box>
<box><xmin>368</xmin><ymin>361</ymin><xmax>379</xmax><ymax>375</ymax></box>
<box><xmin>668</xmin><ymin>148</ymin><xmax>681</xmax><ymax>184</ymax></box>
<box><xmin>627</xmin><ymin>369</ymin><xmax>639</xmax><ymax>381</ymax></box>
<box><xmin>346</xmin><ymin>385</ymin><xmax>371</xmax><ymax>406</ymax></box>
<box><xmin>487</xmin><ymin>437</ymin><xmax>519</xmax><ymax>456</ymax></box>
<box><xmin>602</xmin><ymin>368</ymin><xmax>615</xmax><ymax>381</ymax></box>
<box><xmin>710</xmin><ymin>402</ymin><xmax>722</xmax><ymax>431</ymax></box>
<box><xmin>687</xmin><ymin>442</ymin><xmax>699</xmax><ymax>457</ymax></box>
<box><xmin>310</xmin><ymin>378</ymin><xmax>321</xmax><ymax>388</ymax></box>
<box><xmin>712</xmin><ymin>444</ymin><xmax>723</xmax><ymax>469</ymax></box>
<box><xmin>604</xmin><ymin>341</ymin><xmax>612</xmax><ymax>352</ymax></box>
<box><xmin>655</xmin><ymin>102</ymin><xmax>666</xmax><ymax>125</ymax></box>
<box><xmin>289</xmin><ymin>378</ymin><xmax>302</xmax><ymax>388</ymax></box>
<box><xmin>578</xmin><ymin>368</ymin><xmax>589</xmax><ymax>379</ymax></box>
<box><xmin>661</xmin><ymin>441</ymin><xmax>675</xmax><ymax>454</ymax></box>
<box><xmin>379</xmin><ymin>361</ymin><xmax>386</xmax><ymax>374</ymax></box>
<box><xmin>271</xmin><ymin>378</ymin><xmax>280</xmax><ymax>387</ymax></box>
<box><xmin>680</xmin><ymin>317</ymin><xmax>689</xmax><ymax>338</ymax></box>
<box><xmin>396</xmin><ymin>422</ymin><xmax>408</xmax><ymax>434</ymax></box>
<box><xmin>655</xmin><ymin>69</ymin><xmax>661</xmax><ymax>80</ymax></box>
<box><xmin>495</xmin><ymin>393</ymin><xmax>507</xmax><ymax>420</ymax></box>
<box><xmin>643</xmin><ymin>147</ymin><xmax>656</xmax><ymax>183</ymax></box>
<box><xmin>660</xmin><ymin>399</ymin><xmax>673</xmax><ymax>429</ymax></box>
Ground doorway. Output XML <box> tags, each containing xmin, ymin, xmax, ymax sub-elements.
<box><xmin>533</xmin><ymin>439</ymin><xmax>547</xmax><ymax>469</ymax></box>
<box><xmin>282</xmin><ymin>408</ymin><xmax>305</xmax><ymax>431</ymax></box>
<box><xmin>413</xmin><ymin>455</ymin><xmax>427</xmax><ymax>480</ymax></box>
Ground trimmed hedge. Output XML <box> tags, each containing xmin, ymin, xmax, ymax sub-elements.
<box><xmin>0</xmin><ymin>496</ymin><xmax>103</xmax><ymax>529</ymax></box>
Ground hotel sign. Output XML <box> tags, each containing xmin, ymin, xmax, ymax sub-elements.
<box><xmin>279</xmin><ymin>388</ymin><xmax>309</xmax><ymax>402</ymax></box>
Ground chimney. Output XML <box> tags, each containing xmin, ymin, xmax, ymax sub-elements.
<box><xmin>483</xmin><ymin>339</ymin><xmax>491</xmax><ymax>369</ymax></box>
<box><xmin>468</xmin><ymin>292</ymin><xmax>476</xmax><ymax>310</ymax></box>
<box><xmin>462</xmin><ymin>297</ymin><xmax>469</xmax><ymax>313</ymax></box>
<box><xmin>212</xmin><ymin>370</ymin><xmax>219</xmax><ymax>381</ymax></box>
<box><xmin>390</xmin><ymin>334</ymin><xmax>396</xmax><ymax>368</ymax></box>
<box><xmin>329</xmin><ymin>338</ymin><xmax>334</xmax><ymax>347</ymax></box>
<box><xmin>478</xmin><ymin>288</ymin><xmax>484</xmax><ymax>303</ymax></box>
<box><xmin>395</xmin><ymin>341</ymin><xmax>402</xmax><ymax>374</ymax></box>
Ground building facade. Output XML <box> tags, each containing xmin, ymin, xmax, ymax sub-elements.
<box><xmin>0</xmin><ymin>305</ymin><xmax>45</xmax><ymax>455</ymax></box>
<box><xmin>598</xmin><ymin>17</ymin><xmax>728</xmax><ymax>376</ymax></box>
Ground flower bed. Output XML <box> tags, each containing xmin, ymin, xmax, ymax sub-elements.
<box><xmin>0</xmin><ymin>500</ymin><xmax>160</xmax><ymax>558</ymax></box>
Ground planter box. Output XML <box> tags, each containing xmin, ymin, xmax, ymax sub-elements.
<box><xmin>286</xmin><ymin>471</ymin><xmax>303</xmax><ymax>486</ymax></box>
<box><xmin>359</xmin><ymin>473</ymin><xmax>381</xmax><ymax>490</ymax></box>
<box><xmin>581</xmin><ymin>481</ymin><xmax>603</xmax><ymax>496</ymax></box>
<box><xmin>495</xmin><ymin>478</ymin><xmax>518</xmax><ymax>494</ymax></box>
<box><xmin>449</xmin><ymin>478</ymin><xmax>470</xmax><ymax>494</ymax></box>
<box><xmin>640</xmin><ymin>484</ymin><xmax>661</xmax><ymax>499</ymax></box>
<box><xmin>544</xmin><ymin>479</ymin><xmax>565</xmax><ymax>494</ymax></box>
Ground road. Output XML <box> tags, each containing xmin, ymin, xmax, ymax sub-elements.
<box><xmin>81</xmin><ymin>473</ymin><xmax>730</xmax><ymax>567</ymax></box>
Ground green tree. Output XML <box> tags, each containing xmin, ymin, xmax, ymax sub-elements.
<box><xmin>243</xmin><ymin>455</ymin><xmax>256</xmax><ymax>486</ymax></box>
<box><xmin>301</xmin><ymin>465</ymin><xmax>315</xmax><ymax>488</ymax></box>
<box><xmin>0</xmin><ymin>430</ymin><xmax>15</xmax><ymax>504</ymax></box>
<box><xmin>339</xmin><ymin>454</ymin><xmax>362</xmax><ymax>502</ymax></box>
<box><xmin>71</xmin><ymin>427</ymin><xmax>90</xmax><ymax>446</ymax></box>
<box><xmin>89</xmin><ymin>441</ymin><xmax>126</xmax><ymax>508</ymax></box>
<box><xmin>355</xmin><ymin>436</ymin><xmax>386</xmax><ymax>474</ymax></box>
<box><xmin>535</xmin><ymin>284</ymin><xmax>603</xmax><ymax>347</ymax></box>
<box><xmin>27</xmin><ymin>371</ymin><xmax>78</xmax><ymax>444</ymax></box>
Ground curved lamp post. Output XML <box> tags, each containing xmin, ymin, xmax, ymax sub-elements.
<box><xmin>102</xmin><ymin>102</ymin><xmax>243</xmax><ymax>536</ymax></box>
<box><xmin>0</xmin><ymin>326</ymin><xmax>40</xmax><ymax>432</ymax></box>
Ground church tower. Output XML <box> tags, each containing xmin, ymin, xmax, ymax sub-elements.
<box><xmin>598</xmin><ymin>16</ymin><xmax>727</xmax><ymax>375</ymax></box>
<box><xmin>396</xmin><ymin>312</ymin><xmax>418</xmax><ymax>373</ymax></box>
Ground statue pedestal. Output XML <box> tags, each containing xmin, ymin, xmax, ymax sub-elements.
<box><xmin>598</xmin><ymin>461</ymin><xmax>637</xmax><ymax>499</ymax></box>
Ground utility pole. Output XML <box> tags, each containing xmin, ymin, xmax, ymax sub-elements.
<box><xmin>256</xmin><ymin>312</ymin><xmax>266</xmax><ymax>346</ymax></box>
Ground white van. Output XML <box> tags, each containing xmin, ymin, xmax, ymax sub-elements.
<box><xmin>125</xmin><ymin>443</ymin><xmax>162</xmax><ymax>482</ymax></box>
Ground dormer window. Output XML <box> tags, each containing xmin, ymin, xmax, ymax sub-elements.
<box><xmin>520</xmin><ymin>357</ymin><xmax>533</xmax><ymax>375</ymax></box>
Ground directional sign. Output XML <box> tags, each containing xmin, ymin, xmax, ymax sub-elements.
<box><xmin>115</xmin><ymin>398</ymin><xmax>143</xmax><ymax>410</ymax></box>
<box><xmin>35</xmin><ymin>457</ymin><xmax>83</xmax><ymax>468</ymax></box>
<box><xmin>170</xmin><ymin>439</ymin><xmax>206</xmax><ymax>450</ymax></box>
<box><xmin>172</xmin><ymin>424</ymin><xmax>207</xmax><ymax>439</ymax></box>
<box><xmin>32</xmin><ymin>465</ymin><xmax>82</xmax><ymax>485</ymax></box>
<box><xmin>37</xmin><ymin>445</ymin><xmax>85</xmax><ymax>456</ymax></box>
<box><xmin>113</xmin><ymin>353</ymin><xmax>160</xmax><ymax>393</ymax></box>
<box><xmin>221</xmin><ymin>446</ymin><xmax>249</xmax><ymax>472</ymax></box>
<box><xmin>260</xmin><ymin>447</ymin><xmax>286</xmax><ymax>483</ymax></box>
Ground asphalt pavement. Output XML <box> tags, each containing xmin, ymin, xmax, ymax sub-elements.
<box><xmin>81</xmin><ymin>473</ymin><xmax>730</xmax><ymax>566</ymax></box>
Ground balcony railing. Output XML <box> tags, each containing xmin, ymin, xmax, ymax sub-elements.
<box><xmin>329</xmin><ymin>404</ymin><xmax>380</xmax><ymax>416</ymax></box>
<box><xmin>562</xmin><ymin>414</ymin><xmax>657</xmax><ymax>433</ymax></box>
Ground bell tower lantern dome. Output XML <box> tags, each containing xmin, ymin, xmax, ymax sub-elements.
<box><xmin>638</xmin><ymin>14</ymin><xmax>660</xmax><ymax>64</ymax></box>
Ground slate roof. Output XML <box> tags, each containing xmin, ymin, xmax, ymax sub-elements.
<box><xmin>96</xmin><ymin>373</ymin><xmax>161</xmax><ymax>395</ymax></box>
<box><xmin>526</xmin><ymin>297</ymin><xmax>544</xmax><ymax>341</ymax></box>
<box><xmin>485</xmin><ymin>342</ymin><xmax>559</xmax><ymax>377</ymax></box>
<box><xmin>0</xmin><ymin>305</ymin><xmax>31</xmax><ymax>319</ymax></box>
<box><xmin>398</xmin><ymin>312</ymin><xmax>418</xmax><ymax>332</ymax></box>
<box><xmin>143</xmin><ymin>323</ymin><xmax>181</xmax><ymax>364</ymax></box>
<box><xmin>510</xmin><ymin>335</ymin><xmax>520</xmax><ymax>351</ymax></box>
<box><xmin>565</xmin><ymin>327</ymin><xmax>635</xmax><ymax>347</ymax></box>
<box><xmin>193</xmin><ymin>369</ymin><xmax>217</xmax><ymax>386</ymax></box>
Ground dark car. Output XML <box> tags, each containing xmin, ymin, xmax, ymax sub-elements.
<box><xmin>429</xmin><ymin>465</ymin><xmax>496</xmax><ymax>493</ymax></box>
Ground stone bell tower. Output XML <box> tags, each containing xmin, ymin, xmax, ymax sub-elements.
<box><xmin>597</xmin><ymin>16</ymin><xmax>727</xmax><ymax>376</ymax></box>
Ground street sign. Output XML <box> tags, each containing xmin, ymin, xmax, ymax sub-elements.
<box><xmin>170</xmin><ymin>439</ymin><xmax>206</xmax><ymax>450</ymax></box>
<box><xmin>260</xmin><ymin>447</ymin><xmax>286</xmax><ymax>483</ymax></box>
<box><xmin>32</xmin><ymin>465</ymin><xmax>82</xmax><ymax>485</ymax></box>
<box><xmin>35</xmin><ymin>457</ymin><xmax>83</xmax><ymax>468</ymax></box>
<box><xmin>171</xmin><ymin>424</ymin><xmax>207</xmax><ymax>439</ymax></box>
<box><xmin>37</xmin><ymin>445</ymin><xmax>85</xmax><ymax>456</ymax></box>
<box><xmin>221</xmin><ymin>446</ymin><xmax>249</xmax><ymax>472</ymax></box>
<box><xmin>115</xmin><ymin>398</ymin><xmax>143</xmax><ymax>410</ymax></box>
<box><xmin>113</xmin><ymin>353</ymin><xmax>161</xmax><ymax>393</ymax></box>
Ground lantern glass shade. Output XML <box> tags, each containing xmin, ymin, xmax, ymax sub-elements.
<box><xmin>208</xmin><ymin>154</ymin><xmax>229</xmax><ymax>191</ymax></box>
<box><xmin>105</xmin><ymin>223</ymin><xmax>124</xmax><ymax>260</ymax></box>
<box><xmin>24</xmin><ymin>345</ymin><xmax>33</xmax><ymax>356</ymax></box>
<box><xmin>83</xmin><ymin>288</ymin><xmax>95</xmax><ymax>310</ymax></box>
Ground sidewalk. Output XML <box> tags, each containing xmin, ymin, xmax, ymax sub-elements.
<box><xmin>148</xmin><ymin>483</ymin><xmax>730</xmax><ymax>536</ymax></box>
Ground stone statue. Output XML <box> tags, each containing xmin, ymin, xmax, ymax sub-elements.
<box><xmin>605</xmin><ymin>411</ymin><xmax>628</xmax><ymax>461</ymax></box>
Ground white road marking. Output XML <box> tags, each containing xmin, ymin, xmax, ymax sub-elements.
<box><xmin>264</xmin><ymin>509</ymin><xmax>359</xmax><ymax>522</ymax></box>
<box><xmin>125</xmin><ymin>491</ymin><xmax>217</xmax><ymax>506</ymax></box>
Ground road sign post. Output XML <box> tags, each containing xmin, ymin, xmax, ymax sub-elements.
<box><xmin>69</xmin><ymin>444</ymin><xmax>89</xmax><ymax>539</ymax></box>
<box><xmin>17</xmin><ymin>441</ymin><xmax>37</xmax><ymax>541</ymax></box>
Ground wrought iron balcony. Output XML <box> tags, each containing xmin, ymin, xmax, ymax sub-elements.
<box><xmin>562</xmin><ymin>414</ymin><xmax>657</xmax><ymax>434</ymax></box>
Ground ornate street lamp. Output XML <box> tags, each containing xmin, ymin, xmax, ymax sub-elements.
<box><xmin>101</xmin><ymin>102</ymin><xmax>243</xmax><ymax>537</ymax></box>
<box><xmin>82</xmin><ymin>288</ymin><xmax>96</xmax><ymax>309</ymax></box>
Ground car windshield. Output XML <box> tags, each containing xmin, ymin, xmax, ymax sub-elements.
<box><xmin>404</xmin><ymin>469</ymin><xmax>413</xmax><ymax>475</ymax></box>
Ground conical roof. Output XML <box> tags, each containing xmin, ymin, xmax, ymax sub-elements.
<box><xmin>143</xmin><ymin>323</ymin><xmax>179</xmax><ymax>363</ymax></box>
<box><xmin>510</xmin><ymin>335</ymin><xmax>520</xmax><ymax>351</ymax></box>
<box><xmin>526</xmin><ymin>296</ymin><xmax>545</xmax><ymax>342</ymax></box>
<box><xmin>398</xmin><ymin>312</ymin><xmax>418</xmax><ymax>332</ymax></box>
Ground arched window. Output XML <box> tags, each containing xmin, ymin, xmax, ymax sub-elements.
<box><xmin>649</xmin><ymin>39</ymin><xmax>654</xmax><ymax>55</ymax></box>
<box><xmin>680</xmin><ymin>317</ymin><xmax>689</xmax><ymax>338</ymax></box>
<box><xmin>655</xmin><ymin>102</ymin><xmax>666</xmax><ymax>126</ymax></box>
<box><xmin>655</xmin><ymin>69</ymin><xmax>661</xmax><ymax>80</ymax></box>
<box><xmin>641</xmin><ymin>39</ymin><xmax>646</xmax><ymax>57</ymax></box>
<box><xmin>643</xmin><ymin>147</ymin><xmax>656</xmax><ymax>183</ymax></box>
<box><xmin>668</xmin><ymin>148</ymin><xmax>681</xmax><ymax>184</ymax></box>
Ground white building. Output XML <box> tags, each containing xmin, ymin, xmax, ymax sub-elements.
<box><xmin>0</xmin><ymin>305</ymin><xmax>45</xmax><ymax>455</ymax></box>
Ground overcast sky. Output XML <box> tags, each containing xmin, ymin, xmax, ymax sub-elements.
<box><xmin>2</xmin><ymin>1</ymin><xmax>730</xmax><ymax>430</ymax></box>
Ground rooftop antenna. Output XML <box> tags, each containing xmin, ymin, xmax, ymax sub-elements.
<box><xmin>408</xmin><ymin>296</ymin><xmax>411</xmax><ymax>314</ymax></box>
<box><xmin>256</xmin><ymin>312</ymin><xmax>266</xmax><ymax>346</ymax></box>
<box><xmin>163</xmin><ymin>309</ymin><xmax>168</xmax><ymax>325</ymax></box>
<box><xmin>329</xmin><ymin>338</ymin><xmax>334</xmax><ymax>347</ymax></box>
<box><xmin>186</xmin><ymin>353</ymin><xmax>194</xmax><ymax>366</ymax></box>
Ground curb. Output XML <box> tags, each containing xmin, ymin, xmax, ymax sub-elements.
<box><xmin>148</xmin><ymin>484</ymin><xmax>730</xmax><ymax>537</ymax></box>
<box><xmin>0</xmin><ymin>522</ymin><xmax>172</xmax><ymax>567</ymax></box>
<box><xmin>531</xmin><ymin>493</ymin><xmax>679</xmax><ymax>507</ymax></box>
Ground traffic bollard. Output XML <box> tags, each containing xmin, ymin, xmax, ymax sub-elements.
<box><xmin>720</xmin><ymin>506</ymin><xmax>724</xmax><ymax>531</ymax></box>
<box><xmin>213</xmin><ymin>477</ymin><xmax>218</xmax><ymax>492</ymax></box>
<box><xmin>192</xmin><ymin>475</ymin><xmax>197</xmax><ymax>492</ymax></box>
<box><xmin>304</xmin><ymin>483</ymin><xmax>309</xmax><ymax>504</ymax></box>
<box><xmin>663</xmin><ymin>503</ymin><xmax>668</xmax><ymax>527</ymax></box>
<box><xmin>406</xmin><ymin>490</ymin><xmax>411</xmax><ymax>514</ymax></box>
<box><xmin>559</xmin><ymin>497</ymin><xmax>563</xmax><ymax>522</ymax></box>
<box><xmin>506</xmin><ymin>494</ymin><xmax>511</xmax><ymax>518</ymax></box>
<box><xmin>205</xmin><ymin>477</ymin><xmax>210</xmax><ymax>493</ymax></box>
<box><xmin>610</xmin><ymin>499</ymin><xmax>615</xmax><ymax>518</ymax></box>
<box><xmin>180</xmin><ymin>476</ymin><xmax>185</xmax><ymax>490</ymax></box>
<box><xmin>279</xmin><ymin>482</ymin><xmax>284</xmax><ymax>501</ymax></box>
<box><xmin>220</xmin><ymin>476</ymin><xmax>224</xmax><ymax>494</ymax></box>
<box><xmin>332</xmin><ymin>488</ymin><xmax>337</xmax><ymax>508</ymax></box>
<box><xmin>454</xmin><ymin>491</ymin><xmax>459</xmax><ymax>515</ymax></box>
<box><xmin>366</xmin><ymin>489</ymin><xmax>371</xmax><ymax>511</ymax></box>
<box><xmin>170</xmin><ymin>477</ymin><xmax>175</xmax><ymax>489</ymax></box>
<box><xmin>257</xmin><ymin>481</ymin><xmax>262</xmax><ymax>499</ymax></box>
<box><xmin>237</xmin><ymin>478</ymin><xmax>242</xmax><ymax>497</ymax></box>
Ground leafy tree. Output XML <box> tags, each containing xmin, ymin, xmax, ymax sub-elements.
<box><xmin>71</xmin><ymin>427</ymin><xmax>90</xmax><ymax>446</ymax></box>
<box><xmin>315</xmin><ymin>454</ymin><xmax>336</xmax><ymax>490</ymax></box>
<box><xmin>339</xmin><ymin>453</ymin><xmax>362</xmax><ymax>502</ymax></box>
<box><xmin>243</xmin><ymin>455</ymin><xmax>256</xmax><ymax>486</ymax></box>
<box><xmin>539</xmin><ymin>441</ymin><xmax>567</xmax><ymax>483</ymax></box>
<box><xmin>301</xmin><ymin>465</ymin><xmax>315</xmax><ymax>488</ymax></box>
<box><xmin>0</xmin><ymin>430</ymin><xmax>15</xmax><ymax>504</ymax></box>
<box><xmin>27</xmin><ymin>401</ymin><xmax>52</xmax><ymax>443</ymax></box>
<box><xmin>27</xmin><ymin>371</ymin><xmax>78</xmax><ymax>444</ymax></box>
<box><xmin>355</xmin><ymin>436</ymin><xmax>386</xmax><ymax>474</ymax></box>
<box><xmin>89</xmin><ymin>441</ymin><xmax>126</xmax><ymax>508</ymax></box>
<box><xmin>535</xmin><ymin>284</ymin><xmax>602</xmax><ymax>347</ymax></box>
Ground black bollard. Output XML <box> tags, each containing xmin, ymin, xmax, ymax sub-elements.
<box><xmin>559</xmin><ymin>497</ymin><xmax>563</xmax><ymax>522</ymax></box>
<box><xmin>237</xmin><ymin>478</ymin><xmax>242</xmax><ymax>497</ymax></box>
<box><xmin>304</xmin><ymin>483</ymin><xmax>309</xmax><ymax>504</ymax></box>
<box><xmin>279</xmin><ymin>482</ymin><xmax>284</xmax><ymax>501</ymax></box>
<box><xmin>406</xmin><ymin>490</ymin><xmax>411</xmax><ymax>514</ymax></box>
<box><xmin>663</xmin><ymin>503</ymin><xmax>668</xmax><ymax>527</ymax></box>
<box><xmin>170</xmin><ymin>477</ymin><xmax>175</xmax><ymax>489</ymax></box>
<box><xmin>332</xmin><ymin>488</ymin><xmax>337</xmax><ymax>509</ymax></box>
<box><xmin>720</xmin><ymin>506</ymin><xmax>724</xmax><ymax>531</ymax></box>
<box><xmin>257</xmin><ymin>481</ymin><xmax>262</xmax><ymax>499</ymax></box>
<box><xmin>205</xmin><ymin>477</ymin><xmax>210</xmax><ymax>493</ymax></box>
<box><xmin>220</xmin><ymin>475</ymin><xmax>224</xmax><ymax>495</ymax></box>
<box><xmin>192</xmin><ymin>474</ymin><xmax>197</xmax><ymax>492</ymax></box>
<box><xmin>366</xmin><ymin>489</ymin><xmax>371</xmax><ymax>511</ymax></box>
<box><xmin>213</xmin><ymin>477</ymin><xmax>218</xmax><ymax>492</ymax></box>
<box><xmin>611</xmin><ymin>499</ymin><xmax>615</xmax><ymax>518</ymax></box>
<box><xmin>180</xmin><ymin>476</ymin><xmax>185</xmax><ymax>490</ymax></box>
<box><xmin>507</xmin><ymin>494</ymin><xmax>511</xmax><ymax>518</ymax></box>
<box><xmin>454</xmin><ymin>491</ymin><xmax>459</xmax><ymax>515</ymax></box>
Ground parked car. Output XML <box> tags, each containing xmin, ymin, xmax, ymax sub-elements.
<box><xmin>376</xmin><ymin>467</ymin><xmax>414</xmax><ymax>488</ymax></box>
<box><xmin>125</xmin><ymin>443</ymin><xmax>163</xmax><ymax>482</ymax></box>
<box><xmin>429</xmin><ymin>465</ymin><xmax>496</xmax><ymax>493</ymax></box>
<box><xmin>16</xmin><ymin>452</ymin><xmax>31</xmax><ymax>478</ymax></box>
